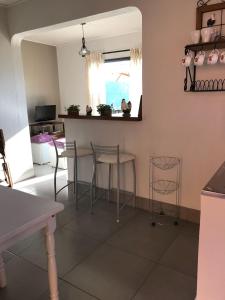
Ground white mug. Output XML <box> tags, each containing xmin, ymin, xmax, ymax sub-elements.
<box><xmin>208</xmin><ymin>49</ymin><xmax>219</xmax><ymax>65</ymax></box>
<box><xmin>191</xmin><ymin>30</ymin><xmax>201</xmax><ymax>44</ymax></box>
<box><xmin>211</xmin><ymin>28</ymin><xmax>220</xmax><ymax>42</ymax></box>
<box><xmin>220</xmin><ymin>51</ymin><xmax>225</xmax><ymax>64</ymax></box>
<box><xmin>201</xmin><ymin>28</ymin><xmax>213</xmax><ymax>43</ymax></box>
<box><xmin>194</xmin><ymin>51</ymin><xmax>206</xmax><ymax>66</ymax></box>
<box><xmin>181</xmin><ymin>51</ymin><xmax>193</xmax><ymax>67</ymax></box>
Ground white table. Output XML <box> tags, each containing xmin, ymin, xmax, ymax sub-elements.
<box><xmin>0</xmin><ymin>186</ymin><xmax>64</xmax><ymax>300</ymax></box>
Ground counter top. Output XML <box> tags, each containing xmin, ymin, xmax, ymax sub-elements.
<box><xmin>58</xmin><ymin>114</ymin><xmax>142</xmax><ymax>121</ymax></box>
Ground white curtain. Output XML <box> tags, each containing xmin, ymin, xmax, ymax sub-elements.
<box><xmin>129</xmin><ymin>48</ymin><xmax>142</xmax><ymax>116</ymax></box>
<box><xmin>86</xmin><ymin>52</ymin><xmax>105</xmax><ymax>112</ymax></box>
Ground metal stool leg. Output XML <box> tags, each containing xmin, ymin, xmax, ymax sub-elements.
<box><xmin>91</xmin><ymin>160</ymin><xmax>96</xmax><ymax>214</ymax></box>
<box><xmin>74</xmin><ymin>157</ymin><xmax>78</xmax><ymax>210</ymax></box>
<box><xmin>132</xmin><ymin>159</ymin><xmax>136</xmax><ymax>208</ymax></box>
<box><xmin>116</xmin><ymin>163</ymin><xmax>120</xmax><ymax>223</ymax></box>
<box><xmin>108</xmin><ymin>164</ymin><xmax>111</xmax><ymax>202</ymax></box>
<box><xmin>54</xmin><ymin>155</ymin><xmax>59</xmax><ymax>201</ymax></box>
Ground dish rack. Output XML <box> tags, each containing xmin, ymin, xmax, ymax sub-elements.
<box><xmin>149</xmin><ymin>156</ymin><xmax>181</xmax><ymax>226</ymax></box>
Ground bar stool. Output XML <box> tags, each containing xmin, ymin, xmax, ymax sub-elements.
<box><xmin>91</xmin><ymin>143</ymin><xmax>136</xmax><ymax>223</ymax></box>
<box><xmin>52</xmin><ymin>139</ymin><xmax>92</xmax><ymax>208</ymax></box>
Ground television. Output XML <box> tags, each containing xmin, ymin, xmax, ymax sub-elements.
<box><xmin>35</xmin><ymin>105</ymin><xmax>56</xmax><ymax>122</ymax></box>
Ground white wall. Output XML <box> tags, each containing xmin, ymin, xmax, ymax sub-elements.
<box><xmin>5</xmin><ymin>0</ymin><xmax>225</xmax><ymax>210</ymax></box>
<box><xmin>57</xmin><ymin>32</ymin><xmax>141</xmax><ymax>114</ymax></box>
<box><xmin>21</xmin><ymin>40</ymin><xmax>60</xmax><ymax>122</ymax></box>
<box><xmin>0</xmin><ymin>7</ymin><xmax>33</xmax><ymax>182</ymax></box>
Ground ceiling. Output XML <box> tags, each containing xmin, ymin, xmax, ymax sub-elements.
<box><xmin>23</xmin><ymin>9</ymin><xmax>142</xmax><ymax>46</ymax></box>
<box><xmin>0</xmin><ymin>0</ymin><xmax>28</xmax><ymax>6</ymax></box>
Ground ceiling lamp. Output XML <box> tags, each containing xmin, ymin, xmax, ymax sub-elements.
<box><xmin>79</xmin><ymin>22</ymin><xmax>90</xmax><ymax>57</ymax></box>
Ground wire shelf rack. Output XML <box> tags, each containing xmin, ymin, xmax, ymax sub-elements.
<box><xmin>149</xmin><ymin>156</ymin><xmax>181</xmax><ymax>226</ymax></box>
<box><xmin>151</xmin><ymin>156</ymin><xmax>180</xmax><ymax>170</ymax></box>
<box><xmin>151</xmin><ymin>180</ymin><xmax>179</xmax><ymax>195</ymax></box>
<box><xmin>190</xmin><ymin>79</ymin><xmax>225</xmax><ymax>92</ymax></box>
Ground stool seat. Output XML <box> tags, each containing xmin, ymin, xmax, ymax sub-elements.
<box><xmin>97</xmin><ymin>153</ymin><xmax>135</xmax><ymax>164</ymax></box>
<box><xmin>60</xmin><ymin>148</ymin><xmax>92</xmax><ymax>159</ymax></box>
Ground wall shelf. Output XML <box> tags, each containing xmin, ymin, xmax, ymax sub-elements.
<box><xmin>184</xmin><ymin>40</ymin><xmax>225</xmax><ymax>92</ymax></box>
<box><xmin>58</xmin><ymin>114</ymin><xmax>142</xmax><ymax>121</ymax></box>
<box><xmin>185</xmin><ymin>40</ymin><xmax>225</xmax><ymax>52</ymax></box>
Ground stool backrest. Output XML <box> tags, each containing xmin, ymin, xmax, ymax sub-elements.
<box><xmin>52</xmin><ymin>138</ymin><xmax>77</xmax><ymax>158</ymax></box>
<box><xmin>91</xmin><ymin>143</ymin><xmax>120</xmax><ymax>163</ymax></box>
<box><xmin>0</xmin><ymin>129</ymin><xmax>5</xmax><ymax>157</ymax></box>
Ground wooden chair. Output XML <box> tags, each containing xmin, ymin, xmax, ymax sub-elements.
<box><xmin>0</xmin><ymin>129</ymin><xmax>13</xmax><ymax>188</ymax></box>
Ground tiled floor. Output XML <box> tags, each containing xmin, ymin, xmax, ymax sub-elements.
<box><xmin>0</xmin><ymin>165</ymin><xmax>199</xmax><ymax>300</ymax></box>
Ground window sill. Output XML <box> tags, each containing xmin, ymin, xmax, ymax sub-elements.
<box><xmin>58</xmin><ymin>114</ymin><xmax>142</xmax><ymax>121</ymax></box>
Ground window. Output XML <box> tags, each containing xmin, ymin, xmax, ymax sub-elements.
<box><xmin>103</xmin><ymin>58</ymin><xmax>130</xmax><ymax>111</ymax></box>
<box><xmin>86</xmin><ymin>49</ymin><xmax>142</xmax><ymax>116</ymax></box>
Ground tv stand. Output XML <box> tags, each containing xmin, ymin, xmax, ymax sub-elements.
<box><xmin>29</xmin><ymin>120</ymin><xmax>64</xmax><ymax>135</ymax></box>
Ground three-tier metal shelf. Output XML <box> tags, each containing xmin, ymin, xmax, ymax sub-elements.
<box><xmin>149</xmin><ymin>156</ymin><xmax>181</xmax><ymax>226</ymax></box>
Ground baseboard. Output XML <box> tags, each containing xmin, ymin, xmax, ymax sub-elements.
<box><xmin>75</xmin><ymin>182</ymin><xmax>200</xmax><ymax>224</ymax></box>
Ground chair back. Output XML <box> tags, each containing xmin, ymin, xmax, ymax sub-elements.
<box><xmin>91</xmin><ymin>143</ymin><xmax>119</xmax><ymax>163</ymax></box>
<box><xmin>52</xmin><ymin>138</ymin><xmax>77</xmax><ymax>158</ymax></box>
<box><xmin>0</xmin><ymin>129</ymin><xmax>5</xmax><ymax>157</ymax></box>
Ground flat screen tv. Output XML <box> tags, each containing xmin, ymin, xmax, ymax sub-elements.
<box><xmin>35</xmin><ymin>105</ymin><xmax>56</xmax><ymax>122</ymax></box>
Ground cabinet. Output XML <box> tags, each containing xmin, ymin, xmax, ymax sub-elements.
<box><xmin>29</xmin><ymin>120</ymin><xmax>64</xmax><ymax>136</ymax></box>
<box><xmin>149</xmin><ymin>156</ymin><xmax>181</xmax><ymax>226</ymax></box>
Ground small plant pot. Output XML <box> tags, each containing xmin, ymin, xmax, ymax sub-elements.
<box><xmin>122</xmin><ymin>110</ymin><xmax>131</xmax><ymax>117</ymax></box>
<box><xmin>100</xmin><ymin>111</ymin><xmax>112</xmax><ymax>117</ymax></box>
<box><xmin>68</xmin><ymin>111</ymin><xmax>79</xmax><ymax>117</ymax></box>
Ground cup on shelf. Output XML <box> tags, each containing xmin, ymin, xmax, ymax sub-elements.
<box><xmin>194</xmin><ymin>51</ymin><xmax>206</xmax><ymax>66</ymax></box>
<box><xmin>201</xmin><ymin>27</ymin><xmax>213</xmax><ymax>43</ymax></box>
<box><xmin>211</xmin><ymin>28</ymin><xmax>220</xmax><ymax>42</ymax></box>
<box><xmin>207</xmin><ymin>49</ymin><xmax>219</xmax><ymax>65</ymax></box>
<box><xmin>191</xmin><ymin>30</ymin><xmax>201</xmax><ymax>44</ymax></box>
<box><xmin>181</xmin><ymin>50</ymin><xmax>193</xmax><ymax>67</ymax></box>
<box><xmin>220</xmin><ymin>51</ymin><xmax>225</xmax><ymax>64</ymax></box>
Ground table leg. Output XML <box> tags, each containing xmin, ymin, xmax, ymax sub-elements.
<box><xmin>45</xmin><ymin>217</ymin><xmax>59</xmax><ymax>300</ymax></box>
<box><xmin>0</xmin><ymin>254</ymin><xmax>7</xmax><ymax>288</ymax></box>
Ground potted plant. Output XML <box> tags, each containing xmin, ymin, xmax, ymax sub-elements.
<box><xmin>66</xmin><ymin>105</ymin><xmax>80</xmax><ymax>116</ymax></box>
<box><xmin>97</xmin><ymin>104</ymin><xmax>112</xmax><ymax>117</ymax></box>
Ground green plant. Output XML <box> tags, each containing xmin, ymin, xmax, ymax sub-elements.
<box><xmin>66</xmin><ymin>105</ymin><xmax>80</xmax><ymax>114</ymax></box>
<box><xmin>97</xmin><ymin>104</ymin><xmax>112</xmax><ymax>116</ymax></box>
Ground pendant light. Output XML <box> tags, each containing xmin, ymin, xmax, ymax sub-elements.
<box><xmin>79</xmin><ymin>23</ymin><xmax>90</xmax><ymax>57</ymax></box>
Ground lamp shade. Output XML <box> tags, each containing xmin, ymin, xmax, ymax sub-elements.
<box><xmin>79</xmin><ymin>23</ymin><xmax>90</xmax><ymax>57</ymax></box>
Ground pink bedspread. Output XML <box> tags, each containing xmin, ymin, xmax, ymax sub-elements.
<box><xmin>48</xmin><ymin>138</ymin><xmax>65</xmax><ymax>149</ymax></box>
<box><xmin>31</xmin><ymin>133</ymin><xmax>52</xmax><ymax>144</ymax></box>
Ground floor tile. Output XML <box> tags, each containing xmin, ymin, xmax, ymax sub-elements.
<box><xmin>64</xmin><ymin>210</ymin><xmax>121</xmax><ymax>242</ymax></box>
<box><xmin>64</xmin><ymin>243</ymin><xmax>155</xmax><ymax>300</ymax></box>
<box><xmin>108</xmin><ymin>212</ymin><xmax>179</xmax><ymax>261</ymax></box>
<box><xmin>2</xmin><ymin>251</ymin><xmax>16</xmax><ymax>264</ymax></box>
<box><xmin>0</xmin><ymin>256</ymin><xmax>48</xmax><ymax>300</ymax></box>
<box><xmin>159</xmin><ymin>233</ymin><xmax>199</xmax><ymax>277</ymax></box>
<box><xmin>56</xmin><ymin>203</ymin><xmax>87</xmax><ymax>228</ymax></box>
<box><xmin>93</xmin><ymin>197</ymin><xmax>138</xmax><ymax>221</ymax></box>
<box><xmin>38</xmin><ymin>280</ymin><xmax>97</xmax><ymax>300</ymax></box>
<box><xmin>9</xmin><ymin>230</ymin><xmax>43</xmax><ymax>256</ymax></box>
<box><xmin>65</xmin><ymin>198</ymin><xmax>137</xmax><ymax>242</ymax></box>
<box><xmin>179</xmin><ymin>220</ymin><xmax>199</xmax><ymax>237</ymax></box>
<box><xmin>18</xmin><ymin>228</ymin><xmax>100</xmax><ymax>277</ymax></box>
<box><xmin>133</xmin><ymin>265</ymin><xmax>196</xmax><ymax>300</ymax></box>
